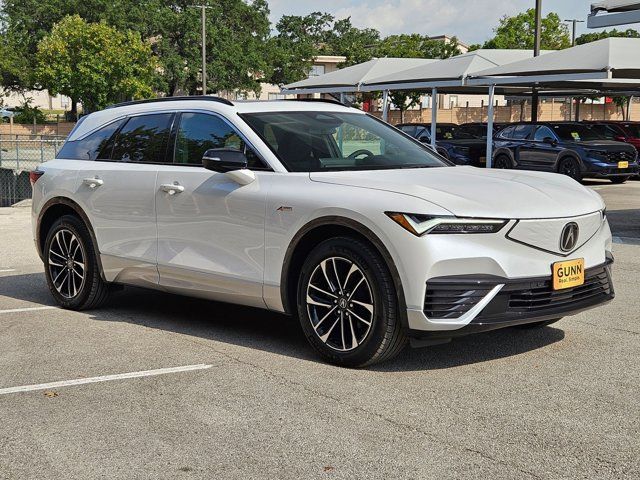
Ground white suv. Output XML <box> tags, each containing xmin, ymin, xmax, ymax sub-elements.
<box><xmin>32</xmin><ymin>97</ymin><xmax>614</xmax><ymax>367</ymax></box>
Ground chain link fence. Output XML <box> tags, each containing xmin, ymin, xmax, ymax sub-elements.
<box><xmin>0</xmin><ymin>134</ymin><xmax>66</xmax><ymax>207</ymax></box>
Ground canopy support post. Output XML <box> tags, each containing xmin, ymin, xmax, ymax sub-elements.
<box><xmin>382</xmin><ymin>90</ymin><xmax>390</xmax><ymax>122</ymax></box>
<box><xmin>339</xmin><ymin>93</ymin><xmax>346</xmax><ymax>104</ymax></box>
<box><xmin>431</xmin><ymin>88</ymin><xmax>438</xmax><ymax>151</ymax></box>
<box><xmin>628</xmin><ymin>96</ymin><xmax>634</xmax><ymax>121</ymax></box>
<box><xmin>486</xmin><ymin>84</ymin><xmax>496</xmax><ymax>169</ymax></box>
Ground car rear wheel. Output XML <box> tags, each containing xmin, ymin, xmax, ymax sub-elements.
<box><xmin>610</xmin><ymin>176</ymin><xmax>631</xmax><ymax>184</ymax></box>
<box><xmin>558</xmin><ymin>157</ymin><xmax>583</xmax><ymax>182</ymax></box>
<box><xmin>493</xmin><ymin>155</ymin><xmax>512</xmax><ymax>169</ymax></box>
<box><xmin>297</xmin><ymin>236</ymin><xmax>407</xmax><ymax>367</ymax></box>
<box><xmin>44</xmin><ymin>214</ymin><xmax>110</xmax><ymax>310</ymax></box>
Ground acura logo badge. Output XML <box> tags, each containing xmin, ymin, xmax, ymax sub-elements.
<box><xmin>560</xmin><ymin>222</ymin><xmax>579</xmax><ymax>252</ymax></box>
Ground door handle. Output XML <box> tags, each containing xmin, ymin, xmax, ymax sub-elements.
<box><xmin>160</xmin><ymin>183</ymin><xmax>185</xmax><ymax>195</ymax></box>
<box><xmin>82</xmin><ymin>177</ymin><xmax>104</xmax><ymax>189</ymax></box>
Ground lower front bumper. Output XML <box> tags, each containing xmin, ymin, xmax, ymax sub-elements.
<box><xmin>585</xmin><ymin>163</ymin><xmax>639</xmax><ymax>177</ymax></box>
<box><xmin>409</xmin><ymin>259</ymin><xmax>614</xmax><ymax>340</ymax></box>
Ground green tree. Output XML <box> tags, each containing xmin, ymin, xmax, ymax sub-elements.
<box><xmin>575</xmin><ymin>28</ymin><xmax>640</xmax><ymax>45</ymax></box>
<box><xmin>265</xmin><ymin>12</ymin><xmax>333</xmax><ymax>86</ymax></box>
<box><xmin>35</xmin><ymin>15</ymin><xmax>157</xmax><ymax>115</ymax></box>
<box><xmin>1</xmin><ymin>0</ymin><xmax>272</xmax><ymax>97</ymax></box>
<box><xmin>321</xmin><ymin>17</ymin><xmax>380</xmax><ymax>66</ymax></box>
<box><xmin>483</xmin><ymin>9</ymin><xmax>571</xmax><ymax>50</ymax></box>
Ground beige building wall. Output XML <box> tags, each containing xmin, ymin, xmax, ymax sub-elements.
<box><xmin>1</xmin><ymin>90</ymin><xmax>72</xmax><ymax>111</ymax></box>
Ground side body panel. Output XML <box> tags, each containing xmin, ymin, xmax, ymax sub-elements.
<box><xmin>155</xmin><ymin>165</ymin><xmax>270</xmax><ymax>308</ymax></box>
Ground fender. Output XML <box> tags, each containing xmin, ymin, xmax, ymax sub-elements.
<box><xmin>280</xmin><ymin>215</ymin><xmax>409</xmax><ymax>329</ymax></box>
<box><xmin>36</xmin><ymin>196</ymin><xmax>107</xmax><ymax>282</ymax></box>
<box><xmin>554</xmin><ymin>150</ymin><xmax>584</xmax><ymax>172</ymax></box>
<box><xmin>492</xmin><ymin>147</ymin><xmax>516</xmax><ymax>166</ymax></box>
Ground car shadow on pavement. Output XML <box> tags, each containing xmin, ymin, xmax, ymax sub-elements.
<box><xmin>3</xmin><ymin>272</ymin><xmax>566</xmax><ymax>371</ymax></box>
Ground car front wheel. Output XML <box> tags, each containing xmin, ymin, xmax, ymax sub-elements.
<box><xmin>297</xmin><ymin>237</ymin><xmax>407</xmax><ymax>367</ymax></box>
<box><xmin>558</xmin><ymin>157</ymin><xmax>583</xmax><ymax>182</ymax></box>
<box><xmin>44</xmin><ymin>214</ymin><xmax>110</xmax><ymax>310</ymax></box>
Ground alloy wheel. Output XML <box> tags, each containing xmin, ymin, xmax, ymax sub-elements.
<box><xmin>48</xmin><ymin>229</ymin><xmax>86</xmax><ymax>299</ymax></box>
<box><xmin>305</xmin><ymin>256</ymin><xmax>374</xmax><ymax>352</ymax></box>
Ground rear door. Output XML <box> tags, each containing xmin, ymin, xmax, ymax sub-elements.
<box><xmin>509</xmin><ymin>125</ymin><xmax>537</xmax><ymax>167</ymax></box>
<box><xmin>155</xmin><ymin>111</ymin><xmax>271</xmax><ymax>308</ymax></box>
<box><xmin>73</xmin><ymin>112</ymin><xmax>175</xmax><ymax>285</ymax></box>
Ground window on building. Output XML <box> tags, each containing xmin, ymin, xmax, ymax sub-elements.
<box><xmin>309</xmin><ymin>65</ymin><xmax>326</xmax><ymax>77</ymax></box>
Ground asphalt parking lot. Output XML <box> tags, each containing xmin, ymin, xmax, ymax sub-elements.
<box><xmin>1</xmin><ymin>181</ymin><xmax>639</xmax><ymax>480</ymax></box>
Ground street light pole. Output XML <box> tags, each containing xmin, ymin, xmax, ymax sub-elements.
<box><xmin>189</xmin><ymin>4</ymin><xmax>211</xmax><ymax>96</ymax></box>
<box><xmin>564</xmin><ymin>18</ymin><xmax>585</xmax><ymax>46</ymax></box>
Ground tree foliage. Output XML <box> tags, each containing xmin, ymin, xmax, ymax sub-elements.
<box><xmin>35</xmin><ymin>15</ymin><xmax>157</xmax><ymax>113</ymax></box>
<box><xmin>482</xmin><ymin>9</ymin><xmax>571</xmax><ymax>50</ymax></box>
<box><xmin>576</xmin><ymin>28</ymin><xmax>640</xmax><ymax>45</ymax></box>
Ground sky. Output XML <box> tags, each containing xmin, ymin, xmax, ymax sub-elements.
<box><xmin>267</xmin><ymin>0</ymin><xmax>635</xmax><ymax>45</ymax></box>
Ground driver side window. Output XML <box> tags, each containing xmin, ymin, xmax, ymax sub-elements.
<box><xmin>174</xmin><ymin>112</ymin><xmax>269</xmax><ymax>170</ymax></box>
<box><xmin>534</xmin><ymin>126</ymin><xmax>556</xmax><ymax>142</ymax></box>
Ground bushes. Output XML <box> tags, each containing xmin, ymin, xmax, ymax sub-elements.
<box><xmin>12</xmin><ymin>101</ymin><xmax>47</xmax><ymax>124</ymax></box>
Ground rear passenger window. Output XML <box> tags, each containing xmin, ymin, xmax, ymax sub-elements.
<box><xmin>174</xmin><ymin>112</ymin><xmax>268</xmax><ymax>170</ymax></box>
<box><xmin>111</xmin><ymin>113</ymin><xmax>174</xmax><ymax>163</ymax></box>
<box><xmin>56</xmin><ymin>119</ymin><xmax>125</xmax><ymax>160</ymax></box>
<box><xmin>511</xmin><ymin>125</ymin><xmax>533</xmax><ymax>140</ymax></box>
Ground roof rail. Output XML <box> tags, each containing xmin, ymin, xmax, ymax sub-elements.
<box><xmin>106</xmin><ymin>96</ymin><xmax>234</xmax><ymax>109</ymax></box>
<box><xmin>286</xmin><ymin>98</ymin><xmax>346</xmax><ymax>106</ymax></box>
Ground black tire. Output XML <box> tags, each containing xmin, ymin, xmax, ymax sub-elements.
<box><xmin>610</xmin><ymin>176</ymin><xmax>630</xmax><ymax>184</ymax></box>
<box><xmin>493</xmin><ymin>155</ymin><xmax>512</xmax><ymax>169</ymax></box>
<box><xmin>515</xmin><ymin>318</ymin><xmax>562</xmax><ymax>329</ymax></box>
<box><xmin>558</xmin><ymin>157</ymin><xmax>583</xmax><ymax>182</ymax></box>
<box><xmin>297</xmin><ymin>236</ymin><xmax>407</xmax><ymax>367</ymax></box>
<box><xmin>43</xmin><ymin>214</ymin><xmax>110</xmax><ymax>310</ymax></box>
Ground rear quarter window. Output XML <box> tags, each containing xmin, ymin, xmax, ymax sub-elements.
<box><xmin>56</xmin><ymin>119</ymin><xmax>125</xmax><ymax>160</ymax></box>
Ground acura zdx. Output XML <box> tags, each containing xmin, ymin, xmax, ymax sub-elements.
<box><xmin>31</xmin><ymin>98</ymin><xmax>614</xmax><ymax>367</ymax></box>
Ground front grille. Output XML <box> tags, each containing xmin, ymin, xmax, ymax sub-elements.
<box><xmin>424</xmin><ymin>263</ymin><xmax>613</xmax><ymax>322</ymax></box>
<box><xmin>424</xmin><ymin>282</ymin><xmax>494</xmax><ymax>319</ymax></box>
<box><xmin>605</xmin><ymin>150</ymin><xmax>635</xmax><ymax>163</ymax></box>
<box><xmin>506</xmin><ymin>266</ymin><xmax>611</xmax><ymax>313</ymax></box>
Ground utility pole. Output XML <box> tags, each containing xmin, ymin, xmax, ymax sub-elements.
<box><xmin>189</xmin><ymin>4</ymin><xmax>211</xmax><ymax>95</ymax></box>
<box><xmin>531</xmin><ymin>0</ymin><xmax>542</xmax><ymax>122</ymax></box>
<box><xmin>564</xmin><ymin>18</ymin><xmax>585</xmax><ymax>46</ymax></box>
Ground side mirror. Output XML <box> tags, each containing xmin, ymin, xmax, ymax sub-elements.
<box><xmin>202</xmin><ymin>148</ymin><xmax>255</xmax><ymax>185</ymax></box>
<box><xmin>543</xmin><ymin>137</ymin><xmax>557</xmax><ymax>145</ymax></box>
<box><xmin>615</xmin><ymin>135</ymin><xmax>627</xmax><ymax>142</ymax></box>
<box><xmin>202</xmin><ymin>148</ymin><xmax>248</xmax><ymax>173</ymax></box>
<box><xmin>418</xmin><ymin>136</ymin><xmax>430</xmax><ymax>143</ymax></box>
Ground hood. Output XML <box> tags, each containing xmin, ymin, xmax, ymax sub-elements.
<box><xmin>310</xmin><ymin>166</ymin><xmax>604</xmax><ymax>219</ymax></box>
<box><xmin>573</xmin><ymin>140</ymin><xmax>636</xmax><ymax>152</ymax></box>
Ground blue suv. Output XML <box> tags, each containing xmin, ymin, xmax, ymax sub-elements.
<box><xmin>492</xmin><ymin>122</ymin><xmax>639</xmax><ymax>183</ymax></box>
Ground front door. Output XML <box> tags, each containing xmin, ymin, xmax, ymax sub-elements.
<box><xmin>155</xmin><ymin>112</ymin><xmax>271</xmax><ymax>308</ymax></box>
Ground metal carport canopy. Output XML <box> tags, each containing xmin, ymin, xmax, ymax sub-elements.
<box><xmin>467</xmin><ymin>38</ymin><xmax>640</xmax><ymax>169</ymax></box>
<box><xmin>589</xmin><ymin>1</ymin><xmax>640</xmax><ymax>27</ymax></box>
<box><xmin>281</xmin><ymin>58</ymin><xmax>437</xmax><ymax>94</ymax></box>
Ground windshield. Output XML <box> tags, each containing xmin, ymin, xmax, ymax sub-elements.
<box><xmin>552</xmin><ymin>124</ymin><xmax>604</xmax><ymax>142</ymax></box>
<box><xmin>241</xmin><ymin>112</ymin><xmax>449</xmax><ymax>172</ymax></box>
<box><xmin>621</xmin><ymin>123</ymin><xmax>640</xmax><ymax>137</ymax></box>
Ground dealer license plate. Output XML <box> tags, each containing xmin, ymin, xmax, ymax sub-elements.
<box><xmin>618</xmin><ymin>161</ymin><xmax>629</xmax><ymax>169</ymax></box>
<box><xmin>552</xmin><ymin>258</ymin><xmax>585</xmax><ymax>291</ymax></box>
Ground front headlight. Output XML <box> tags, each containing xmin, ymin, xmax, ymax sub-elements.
<box><xmin>386</xmin><ymin>212</ymin><xmax>508</xmax><ymax>236</ymax></box>
<box><xmin>586</xmin><ymin>149</ymin><xmax>607</xmax><ymax>160</ymax></box>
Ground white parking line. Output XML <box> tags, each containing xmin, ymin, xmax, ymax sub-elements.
<box><xmin>0</xmin><ymin>269</ymin><xmax>16</xmax><ymax>273</ymax></box>
<box><xmin>0</xmin><ymin>364</ymin><xmax>213</xmax><ymax>395</ymax></box>
<box><xmin>0</xmin><ymin>306</ymin><xmax>57</xmax><ymax>315</ymax></box>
